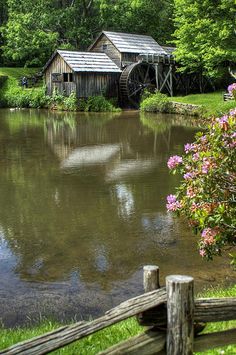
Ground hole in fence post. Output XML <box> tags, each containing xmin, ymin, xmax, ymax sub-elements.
<box><xmin>166</xmin><ymin>275</ymin><xmax>194</xmax><ymax>355</ymax></box>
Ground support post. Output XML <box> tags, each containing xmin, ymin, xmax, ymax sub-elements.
<box><xmin>170</xmin><ymin>65</ymin><xmax>173</xmax><ymax>97</ymax></box>
<box><xmin>166</xmin><ymin>275</ymin><xmax>194</xmax><ymax>355</ymax></box>
<box><xmin>155</xmin><ymin>64</ymin><xmax>159</xmax><ymax>91</ymax></box>
<box><xmin>143</xmin><ymin>265</ymin><xmax>160</xmax><ymax>292</ymax></box>
<box><xmin>137</xmin><ymin>265</ymin><xmax>160</xmax><ymax>326</ymax></box>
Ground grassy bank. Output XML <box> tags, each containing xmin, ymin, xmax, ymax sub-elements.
<box><xmin>0</xmin><ymin>284</ymin><xmax>235</xmax><ymax>354</ymax></box>
<box><xmin>171</xmin><ymin>91</ymin><xmax>236</xmax><ymax>118</ymax></box>
<box><xmin>140</xmin><ymin>91</ymin><xmax>236</xmax><ymax>119</ymax></box>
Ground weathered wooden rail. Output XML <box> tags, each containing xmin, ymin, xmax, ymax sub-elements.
<box><xmin>1</xmin><ymin>265</ymin><xmax>235</xmax><ymax>354</ymax></box>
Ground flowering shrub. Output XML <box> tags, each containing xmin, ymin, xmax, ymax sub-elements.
<box><xmin>228</xmin><ymin>83</ymin><xmax>236</xmax><ymax>100</ymax></box>
<box><xmin>166</xmin><ymin>109</ymin><xmax>236</xmax><ymax>260</ymax></box>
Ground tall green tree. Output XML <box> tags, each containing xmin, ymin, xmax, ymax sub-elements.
<box><xmin>172</xmin><ymin>0</ymin><xmax>236</xmax><ymax>77</ymax></box>
<box><xmin>0</xmin><ymin>0</ymin><xmax>175</xmax><ymax>66</ymax></box>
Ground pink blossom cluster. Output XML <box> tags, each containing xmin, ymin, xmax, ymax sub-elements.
<box><xmin>166</xmin><ymin>194</ymin><xmax>181</xmax><ymax>212</ymax></box>
<box><xmin>186</xmin><ymin>187</ymin><xmax>196</xmax><ymax>198</ymax></box>
<box><xmin>184</xmin><ymin>143</ymin><xmax>195</xmax><ymax>153</ymax></box>
<box><xmin>200</xmin><ymin>135</ymin><xmax>208</xmax><ymax>144</ymax></box>
<box><xmin>201</xmin><ymin>227</ymin><xmax>219</xmax><ymax>245</ymax></box>
<box><xmin>192</xmin><ymin>152</ymin><xmax>200</xmax><ymax>161</ymax></box>
<box><xmin>201</xmin><ymin>157</ymin><xmax>211</xmax><ymax>174</ymax></box>
<box><xmin>183</xmin><ymin>171</ymin><xmax>195</xmax><ymax>180</ymax></box>
<box><xmin>167</xmin><ymin>155</ymin><xmax>183</xmax><ymax>169</ymax></box>
<box><xmin>199</xmin><ymin>249</ymin><xmax>206</xmax><ymax>257</ymax></box>
<box><xmin>228</xmin><ymin>83</ymin><xmax>236</xmax><ymax>94</ymax></box>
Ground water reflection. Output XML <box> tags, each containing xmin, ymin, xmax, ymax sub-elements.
<box><xmin>0</xmin><ymin>109</ymin><xmax>234</xmax><ymax>327</ymax></box>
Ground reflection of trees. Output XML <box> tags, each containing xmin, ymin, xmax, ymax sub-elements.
<box><xmin>0</xmin><ymin>109</ymin><xmax>217</xmax><ymax>292</ymax></box>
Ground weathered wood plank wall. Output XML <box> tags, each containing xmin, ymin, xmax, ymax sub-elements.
<box><xmin>45</xmin><ymin>54</ymin><xmax>75</xmax><ymax>96</ymax></box>
<box><xmin>76</xmin><ymin>72</ymin><xmax>119</xmax><ymax>98</ymax></box>
<box><xmin>89</xmin><ymin>34</ymin><xmax>122</xmax><ymax>67</ymax></box>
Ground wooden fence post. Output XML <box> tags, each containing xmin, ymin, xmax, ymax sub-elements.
<box><xmin>166</xmin><ymin>275</ymin><xmax>194</xmax><ymax>355</ymax></box>
<box><xmin>143</xmin><ymin>265</ymin><xmax>160</xmax><ymax>292</ymax></box>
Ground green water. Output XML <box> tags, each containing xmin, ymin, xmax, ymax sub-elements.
<box><xmin>0</xmin><ymin>109</ymin><xmax>234</xmax><ymax>327</ymax></box>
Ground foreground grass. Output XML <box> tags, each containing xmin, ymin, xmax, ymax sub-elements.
<box><xmin>0</xmin><ymin>285</ymin><xmax>235</xmax><ymax>354</ymax></box>
<box><xmin>172</xmin><ymin>91</ymin><xmax>236</xmax><ymax>118</ymax></box>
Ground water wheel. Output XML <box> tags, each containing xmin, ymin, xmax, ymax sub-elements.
<box><xmin>119</xmin><ymin>62</ymin><xmax>156</xmax><ymax>108</ymax></box>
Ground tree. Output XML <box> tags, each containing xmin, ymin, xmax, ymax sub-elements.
<box><xmin>172</xmin><ymin>0</ymin><xmax>236</xmax><ymax>77</ymax></box>
<box><xmin>167</xmin><ymin>104</ymin><xmax>236</xmax><ymax>261</ymax></box>
<box><xmin>0</xmin><ymin>0</ymin><xmax>175</xmax><ymax>66</ymax></box>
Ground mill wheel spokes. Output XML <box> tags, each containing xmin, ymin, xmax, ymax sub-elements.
<box><xmin>119</xmin><ymin>63</ymin><xmax>156</xmax><ymax>108</ymax></box>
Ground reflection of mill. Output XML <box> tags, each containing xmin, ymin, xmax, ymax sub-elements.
<box><xmin>45</xmin><ymin>116</ymin><xmax>163</xmax><ymax>181</ymax></box>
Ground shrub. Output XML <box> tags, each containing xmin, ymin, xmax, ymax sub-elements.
<box><xmin>85</xmin><ymin>96</ymin><xmax>120</xmax><ymax>112</ymax></box>
<box><xmin>0</xmin><ymin>76</ymin><xmax>49</xmax><ymax>108</ymax></box>
<box><xmin>140</xmin><ymin>91</ymin><xmax>172</xmax><ymax>112</ymax></box>
<box><xmin>166</xmin><ymin>108</ymin><xmax>236</xmax><ymax>261</ymax></box>
<box><xmin>63</xmin><ymin>92</ymin><xmax>78</xmax><ymax>111</ymax></box>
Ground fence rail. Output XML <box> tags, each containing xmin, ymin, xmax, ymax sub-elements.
<box><xmin>1</xmin><ymin>265</ymin><xmax>235</xmax><ymax>355</ymax></box>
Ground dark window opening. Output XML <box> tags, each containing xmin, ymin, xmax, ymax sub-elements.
<box><xmin>102</xmin><ymin>44</ymin><xmax>108</xmax><ymax>51</ymax></box>
<box><xmin>63</xmin><ymin>73</ymin><xmax>73</xmax><ymax>82</ymax></box>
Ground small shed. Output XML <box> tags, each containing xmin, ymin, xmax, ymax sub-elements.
<box><xmin>88</xmin><ymin>31</ymin><xmax>167</xmax><ymax>68</ymax></box>
<box><xmin>43</xmin><ymin>50</ymin><xmax>121</xmax><ymax>98</ymax></box>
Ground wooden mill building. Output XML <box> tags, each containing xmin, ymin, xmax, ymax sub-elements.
<box><xmin>43</xmin><ymin>50</ymin><xmax>121</xmax><ymax>98</ymax></box>
<box><xmin>45</xmin><ymin>31</ymin><xmax>204</xmax><ymax>107</ymax></box>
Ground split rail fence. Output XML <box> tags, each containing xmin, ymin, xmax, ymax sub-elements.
<box><xmin>1</xmin><ymin>265</ymin><xmax>236</xmax><ymax>354</ymax></box>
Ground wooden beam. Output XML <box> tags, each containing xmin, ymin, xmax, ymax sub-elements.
<box><xmin>99</xmin><ymin>328</ymin><xmax>166</xmax><ymax>355</ymax></box>
<box><xmin>99</xmin><ymin>327</ymin><xmax>236</xmax><ymax>354</ymax></box>
<box><xmin>138</xmin><ymin>297</ymin><xmax>236</xmax><ymax>326</ymax></box>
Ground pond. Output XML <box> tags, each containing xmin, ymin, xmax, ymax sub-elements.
<box><xmin>0</xmin><ymin>109</ymin><xmax>234</xmax><ymax>327</ymax></box>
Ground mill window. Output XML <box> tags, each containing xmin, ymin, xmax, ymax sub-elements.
<box><xmin>102</xmin><ymin>44</ymin><xmax>108</xmax><ymax>51</ymax></box>
<box><xmin>63</xmin><ymin>73</ymin><xmax>74</xmax><ymax>82</ymax></box>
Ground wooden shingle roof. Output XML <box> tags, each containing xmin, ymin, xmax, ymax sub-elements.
<box><xmin>90</xmin><ymin>31</ymin><xmax>167</xmax><ymax>54</ymax></box>
<box><xmin>44</xmin><ymin>50</ymin><xmax>121</xmax><ymax>73</ymax></box>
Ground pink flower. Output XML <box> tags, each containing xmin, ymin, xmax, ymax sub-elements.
<box><xmin>192</xmin><ymin>153</ymin><xmax>200</xmax><ymax>161</ymax></box>
<box><xmin>166</xmin><ymin>194</ymin><xmax>181</xmax><ymax>212</ymax></box>
<box><xmin>167</xmin><ymin>155</ymin><xmax>183</xmax><ymax>169</ymax></box>
<box><xmin>187</xmin><ymin>187</ymin><xmax>196</xmax><ymax>198</ymax></box>
<box><xmin>199</xmin><ymin>249</ymin><xmax>206</xmax><ymax>257</ymax></box>
<box><xmin>200</xmin><ymin>135</ymin><xmax>207</xmax><ymax>144</ymax></box>
<box><xmin>184</xmin><ymin>143</ymin><xmax>195</xmax><ymax>153</ymax></box>
<box><xmin>228</xmin><ymin>83</ymin><xmax>236</xmax><ymax>94</ymax></box>
<box><xmin>184</xmin><ymin>172</ymin><xmax>195</xmax><ymax>180</ymax></box>
<box><xmin>201</xmin><ymin>158</ymin><xmax>211</xmax><ymax>174</ymax></box>
<box><xmin>201</xmin><ymin>227</ymin><xmax>219</xmax><ymax>245</ymax></box>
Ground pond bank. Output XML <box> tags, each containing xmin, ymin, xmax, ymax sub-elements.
<box><xmin>141</xmin><ymin>91</ymin><xmax>236</xmax><ymax>119</ymax></box>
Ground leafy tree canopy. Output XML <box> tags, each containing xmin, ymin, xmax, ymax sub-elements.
<box><xmin>172</xmin><ymin>0</ymin><xmax>236</xmax><ymax>77</ymax></box>
<box><xmin>0</xmin><ymin>0</ymin><xmax>174</xmax><ymax>66</ymax></box>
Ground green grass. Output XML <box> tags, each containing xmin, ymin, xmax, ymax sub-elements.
<box><xmin>0</xmin><ymin>67</ymin><xmax>40</xmax><ymax>80</ymax></box>
<box><xmin>0</xmin><ymin>285</ymin><xmax>235</xmax><ymax>354</ymax></box>
<box><xmin>172</xmin><ymin>91</ymin><xmax>236</xmax><ymax>118</ymax></box>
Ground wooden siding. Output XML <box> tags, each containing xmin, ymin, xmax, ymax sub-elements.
<box><xmin>121</xmin><ymin>53</ymin><xmax>139</xmax><ymax>66</ymax></box>
<box><xmin>89</xmin><ymin>34</ymin><xmax>122</xmax><ymax>68</ymax></box>
<box><xmin>45</xmin><ymin>53</ymin><xmax>75</xmax><ymax>96</ymax></box>
<box><xmin>75</xmin><ymin>72</ymin><xmax>119</xmax><ymax>98</ymax></box>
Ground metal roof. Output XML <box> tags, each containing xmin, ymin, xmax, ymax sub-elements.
<box><xmin>91</xmin><ymin>31</ymin><xmax>167</xmax><ymax>54</ymax></box>
<box><xmin>58</xmin><ymin>50</ymin><xmax>121</xmax><ymax>72</ymax></box>
<box><xmin>44</xmin><ymin>50</ymin><xmax>121</xmax><ymax>73</ymax></box>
